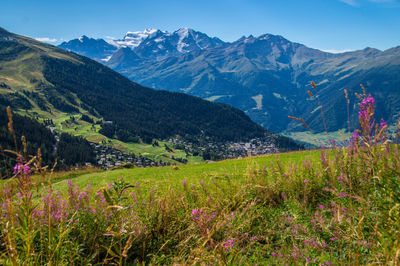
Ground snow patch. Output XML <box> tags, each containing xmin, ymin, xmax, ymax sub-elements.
<box><xmin>100</xmin><ymin>55</ymin><xmax>112</xmax><ymax>62</ymax></box>
<box><xmin>176</xmin><ymin>28</ymin><xmax>190</xmax><ymax>53</ymax></box>
<box><xmin>251</xmin><ymin>94</ymin><xmax>263</xmax><ymax>110</ymax></box>
<box><xmin>110</xmin><ymin>28</ymin><xmax>162</xmax><ymax>48</ymax></box>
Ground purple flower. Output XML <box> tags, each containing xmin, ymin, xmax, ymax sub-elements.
<box><xmin>191</xmin><ymin>209</ymin><xmax>200</xmax><ymax>218</ymax></box>
<box><xmin>361</xmin><ymin>95</ymin><xmax>375</xmax><ymax>107</ymax></box>
<box><xmin>271</xmin><ymin>252</ymin><xmax>277</xmax><ymax>257</ymax></box>
<box><xmin>223</xmin><ymin>239</ymin><xmax>234</xmax><ymax>251</ymax></box>
<box><xmin>340</xmin><ymin>192</ymin><xmax>347</xmax><ymax>198</ymax></box>
<box><xmin>304</xmin><ymin>179</ymin><xmax>309</xmax><ymax>183</ymax></box>
<box><xmin>23</xmin><ymin>165</ymin><xmax>31</xmax><ymax>173</ymax></box>
<box><xmin>13</xmin><ymin>163</ymin><xmax>31</xmax><ymax>174</ymax></box>
<box><xmin>380</xmin><ymin>119</ymin><xmax>387</xmax><ymax>128</ymax></box>
<box><xmin>67</xmin><ymin>180</ymin><xmax>73</xmax><ymax>186</ymax></box>
<box><xmin>318</xmin><ymin>205</ymin><xmax>325</xmax><ymax>209</ymax></box>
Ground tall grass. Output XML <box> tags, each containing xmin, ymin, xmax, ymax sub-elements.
<box><xmin>0</xmin><ymin>91</ymin><xmax>400</xmax><ymax>264</ymax></box>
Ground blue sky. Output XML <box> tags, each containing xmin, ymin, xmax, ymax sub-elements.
<box><xmin>1</xmin><ymin>0</ymin><xmax>399</xmax><ymax>52</ymax></box>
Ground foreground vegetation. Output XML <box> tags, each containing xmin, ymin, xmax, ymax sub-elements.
<box><xmin>0</xmin><ymin>93</ymin><xmax>399</xmax><ymax>265</ymax></box>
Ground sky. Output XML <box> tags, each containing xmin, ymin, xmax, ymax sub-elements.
<box><xmin>1</xmin><ymin>0</ymin><xmax>399</xmax><ymax>52</ymax></box>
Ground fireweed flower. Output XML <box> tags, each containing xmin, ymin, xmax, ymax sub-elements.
<box><xmin>13</xmin><ymin>163</ymin><xmax>31</xmax><ymax>174</ymax></box>
<box><xmin>223</xmin><ymin>239</ymin><xmax>235</xmax><ymax>251</ymax></box>
<box><xmin>191</xmin><ymin>209</ymin><xmax>200</xmax><ymax>219</ymax></box>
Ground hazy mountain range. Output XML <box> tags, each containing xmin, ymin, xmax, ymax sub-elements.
<box><xmin>59</xmin><ymin>28</ymin><xmax>400</xmax><ymax>133</ymax></box>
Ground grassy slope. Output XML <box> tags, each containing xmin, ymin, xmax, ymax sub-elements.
<box><xmin>50</xmin><ymin>114</ymin><xmax>201</xmax><ymax>163</ymax></box>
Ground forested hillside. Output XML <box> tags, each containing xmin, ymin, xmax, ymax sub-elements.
<box><xmin>0</xmin><ymin>108</ymin><xmax>95</xmax><ymax>178</ymax></box>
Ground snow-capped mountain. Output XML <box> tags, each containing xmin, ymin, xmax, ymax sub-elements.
<box><xmin>107</xmin><ymin>28</ymin><xmax>161</xmax><ymax>48</ymax></box>
<box><xmin>133</xmin><ymin>28</ymin><xmax>225</xmax><ymax>60</ymax></box>
<box><xmin>59</xmin><ymin>28</ymin><xmax>225</xmax><ymax>62</ymax></box>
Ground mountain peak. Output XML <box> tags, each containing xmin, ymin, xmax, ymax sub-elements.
<box><xmin>78</xmin><ymin>35</ymin><xmax>90</xmax><ymax>42</ymax></box>
<box><xmin>175</xmin><ymin>28</ymin><xmax>194</xmax><ymax>37</ymax></box>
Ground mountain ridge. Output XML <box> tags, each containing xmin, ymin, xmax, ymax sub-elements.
<box><xmin>58</xmin><ymin>28</ymin><xmax>400</xmax><ymax>133</ymax></box>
